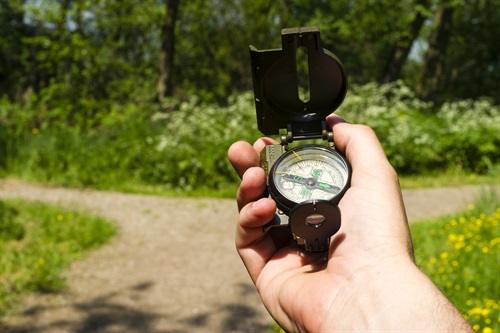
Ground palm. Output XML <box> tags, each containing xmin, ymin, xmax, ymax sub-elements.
<box><xmin>247</xmin><ymin>185</ymin><xmax>402</xmax><ymax>331</ymax></box>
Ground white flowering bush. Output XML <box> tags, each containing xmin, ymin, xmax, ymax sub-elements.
<box><xmin>338</xmin><ymin>81</ymin><xmax>500</xmax><ymax>174</ymax></box>
<box><xmin>139</xmin><ymin>92</ymin><xmax>261</xmax><ymax>190</ymax></box>
<box><xmin>3</xmin><ymin>82</ymin><xmax>499</xmax><ymax>191</ymax></box>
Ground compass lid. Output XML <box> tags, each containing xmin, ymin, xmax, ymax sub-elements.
<box><xmin>250</xmin><ymin>26</ymin><xmax>347</xmax><ymax>136</ymax></box>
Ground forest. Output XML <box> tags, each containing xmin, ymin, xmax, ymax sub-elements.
<box><xmin>0</xmin><ymin>0</ymin><xmax>499</xmax><ymax>192</ymax></box>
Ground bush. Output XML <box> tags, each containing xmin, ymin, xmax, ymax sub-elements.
<box><xmin>1</xmin><ymin>82</ymin><xmax>499</xmax><ymax>192</ymax></box>
<box><xmin>338</xmin><ymin>81</ymin><xmax>500</xmax><ymax>174</ymax></box>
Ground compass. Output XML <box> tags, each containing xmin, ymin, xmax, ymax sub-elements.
<box><xmin>269</xmin><ymin>144</ymin><xmax>350</xmax><ymax>215</ymax></box>
<box><xmin>249</xmin><ymin>26</ymin><xmax>351</xmax><ymax>252</ymax></box>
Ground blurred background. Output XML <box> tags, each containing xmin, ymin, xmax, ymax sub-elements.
<box><xmin>0</xmin><ymin>0</ymin><xmax>498</xmax><ymax>193</ymax></box>
<box><xmin>0</xmin><ymin>0</ymin><xmax>499</xmax><ymax>331</ymax></box>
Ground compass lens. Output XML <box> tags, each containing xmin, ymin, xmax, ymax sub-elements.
<box><xmin>272</xmin><ymin>145</ymin><xmax>349</xmax><ymax>205</ymax></box>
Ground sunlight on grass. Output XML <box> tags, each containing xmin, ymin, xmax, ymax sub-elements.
<box><xmin>0</xmin><ymin>199</ymin><xmax>116</xmax><ymax>318</ymax></box>
<box><xmin>411</xmin><ymin>188</ymin><xmax>500</xmax><ymax>332</ymax></box>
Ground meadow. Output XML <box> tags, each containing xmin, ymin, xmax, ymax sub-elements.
<box><xmin>411</xmin><ymin>188</ymin><xmax>499</xmax><ymax>332</ymax></box>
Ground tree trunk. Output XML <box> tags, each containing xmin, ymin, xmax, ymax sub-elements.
<box><xmin>380</xmin><ymin>0</ymin><xmax>429</xmax><ymax>83</ymax></box>
<box><xmin>157</xmin><ymin>0</ymin><xmax>180</xmax><ymax>102</ymax></box>
<box><xmin>416</xmin><ymin>4</ymin><xmax>454</xmax><ymax>102</ymax></box>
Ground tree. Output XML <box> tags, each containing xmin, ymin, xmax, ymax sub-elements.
<box><xmin>380</xmin><ymin>0</ymin><xmax>430</xmax><ymax>83</ymax></box>
<box><xmin>440</xmin><ymin>0</ymin><xmax>500</xmax><ymax>103</ymax></box>
<box><xmin>157</xmin><ymin>0</ymin><xmax>180</xmax><ymax>102</ymax></box>
<box><xmin>416</xmin><ymin>2</ymin><xmax>454</xmax><ymax>101</ymax></box>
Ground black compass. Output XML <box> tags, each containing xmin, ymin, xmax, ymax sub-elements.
<box><xmin>249</xmin><ymin>26</ymin><xmax>351</xmax><ymax>252</ymax></box>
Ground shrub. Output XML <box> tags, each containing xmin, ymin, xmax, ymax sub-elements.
<box><xmin>2</xmin><ymin>82</ymin><xmax>499</xmax><ymax>192</ymax></box>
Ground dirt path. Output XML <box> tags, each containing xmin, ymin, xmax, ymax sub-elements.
<box><xmin>0</xmin><ymin>179</ymin><xmax>493</xmax><ymax>332</ymax></box>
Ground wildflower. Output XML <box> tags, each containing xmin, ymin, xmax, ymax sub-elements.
<box><xmin>32</xmin><ymin>128</ymin><xmax>39</xmax><ymax>135</ymax></box>
<box><xmin>468</xmin><ymin>287</ymin><xmax>476</xmax><ymax>293</ymax></box>
<box><xmin>482</xmin><ymin>327</ymin><xmax>492</xmax><ymax>333</ymax></box>
<box><xmin>57</xmin><ymin>214</ymin><xmax>64</xmax><ymax>221</ymax></box>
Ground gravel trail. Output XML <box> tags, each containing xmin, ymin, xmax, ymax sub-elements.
<box><xmin>0</xmin><ymin>179</ymin><xmax>491</xmax><ymax>332</ymax></box>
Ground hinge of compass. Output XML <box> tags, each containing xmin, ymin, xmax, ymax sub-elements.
<box><xmin>280</xmin><ymin>120</ymin><xmax>334</xmax><ymax>148</ymax></box>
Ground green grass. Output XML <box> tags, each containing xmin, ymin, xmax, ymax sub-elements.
<box><xmin>411</xmin><ymin>187</ymin><xmax>500</xmax><ymax>332</ymax></box>
<box><xmin>398</xmin><ymin>172</ymin><xmax>499</xmax><ymax>190</ymax></box>
<box><xmin>0</xmin><ymin>199</ymin><xmax>117</xmax><ymax>319</ymax></box>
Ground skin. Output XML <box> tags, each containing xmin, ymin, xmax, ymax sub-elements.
<box><xmin>227</xmin><ymin>114</ymin><xmax>473</xmax><ymax>332</ymax></box>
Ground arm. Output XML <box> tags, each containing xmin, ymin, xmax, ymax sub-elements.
<box><xmin>228</xmin><ymin>115</ymin><xmax>472</xmax><ymax>332</ymax></box>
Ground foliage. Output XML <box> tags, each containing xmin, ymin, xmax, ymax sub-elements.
<box><xmin>411</xmin><ymin>188</ymin><xmax>500</xmax><ymax>332</ymax></box>
<box><xmin>339</xmin><ymin>81</ymin><xmax>500</xmax><ymax>174</ymax></box>
<box><xmin>2</xmin><ymin>82</ymin><xmax>499</xmax><ymax>193</ymax></box>
<box><xmin>2</xmin><ymin>92</ymin><xmax>262</xmax><ymax>192</ymax></box>
<box><xmin>1</xmin><ymin>0</ymin><xmax>498</xmax><ymax>105</ymax></box>
<box><xmin>0</xmin><ymin>199</ymin><xmax>116</xmax><ymax>318</ymax></box>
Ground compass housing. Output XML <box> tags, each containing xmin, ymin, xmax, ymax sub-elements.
<box><xmin>268</xmin><ymin>144</ymin><xmax>351</xmax><ymax>215</ymax></box>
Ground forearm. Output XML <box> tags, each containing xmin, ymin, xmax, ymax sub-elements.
<box><xmin>322</xmin><ymin>258</ymin><xmax>473</xmax><ymax>332</ymax></box>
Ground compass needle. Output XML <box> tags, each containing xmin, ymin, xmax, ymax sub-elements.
<box><xmin>292</xmin><ymin>150</ymin><xmax>302</xmax><ymax>161</ymax></box>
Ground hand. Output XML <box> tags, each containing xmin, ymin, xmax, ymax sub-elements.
<box><xmin>228</xmin><ymin>115</ymin><xmax>472</xmax><ymax>332</ymax></box>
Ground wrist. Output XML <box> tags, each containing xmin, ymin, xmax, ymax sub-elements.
<box><xmin>322</xmin><ymin>257</ymin><xmax>472</xmax><ymax>332</ymax></box>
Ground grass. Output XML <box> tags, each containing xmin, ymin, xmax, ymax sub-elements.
<box><xmin>0</xmin><ymin>199</ymin><xmax>116</xmax><ymax>319</ymax></box>
<box><xmin>411</xmin><ymin>187</ymin><xmax>500</xmax><ymax>332</ymax></box>
<box><xmin>398</xmin><ymin>172</ymin><xmax>499</xmax><ymax>190</ymax></box>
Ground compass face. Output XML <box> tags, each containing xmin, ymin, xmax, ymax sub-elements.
<box><xmin>270</xmin><ymin>145</ymin><xmax>350</xmax><ymax>210</ymax></box>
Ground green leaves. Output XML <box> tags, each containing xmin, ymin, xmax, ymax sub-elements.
<box><xmin>3</xmin><ymin>82</ymin><xmax>499</xmax><ymax>193</ymax></box>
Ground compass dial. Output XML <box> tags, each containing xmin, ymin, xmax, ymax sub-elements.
<box><xmin>269</xmin><ymin>144</ymin><xmax>350</xmax><ymax>214</ymax></box>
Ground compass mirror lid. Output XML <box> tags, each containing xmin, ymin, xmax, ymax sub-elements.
<box><xmin>250</xmin><ymin>26</ymin><xmax>347</xmax><ymax>136</ymax></box>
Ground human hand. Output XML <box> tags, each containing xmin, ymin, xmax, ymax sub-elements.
<box><xmin>228</xmin><ymin>115</ymin><xmax>472</xmax><ymax>332</ymax></box>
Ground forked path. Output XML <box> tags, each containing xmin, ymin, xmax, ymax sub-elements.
<box><xmin>0</xmin><ymin>179</ymin><xmax>492</xmax><ymax>332</ymax></box>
